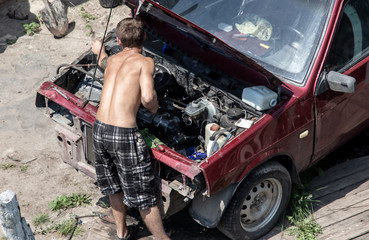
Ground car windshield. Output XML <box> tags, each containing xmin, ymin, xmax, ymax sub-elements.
<box><xmin>153</xmin><ymin>0</ymin><xmax>333</xmax><ymax>84</ymax></box>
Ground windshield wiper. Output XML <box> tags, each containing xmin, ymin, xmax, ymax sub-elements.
<box><xmin>174</xmin><ymin>25</ymin><xmax>211</xmax><ymax>50</ymax></box>
<box><xmin>179</xmin><ymin>4</ymin><xmax>198</xmax><ymax>17</ymax></box>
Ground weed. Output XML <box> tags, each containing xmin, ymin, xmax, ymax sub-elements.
<box><xmin>286</xmin><ymin>186</ymin><xmax>322</xmax><ymax>240</ymax></box>
<box><xmin>80</xmin><ymin>7</ymin><xmax>97</xmax><ymax>22</ymax></box>
<box><xmin>97</xmin><ymin>200</ymin><xmax>110</xmax><ymax>209</ymax></box>
<box><xmin>1</xmin><ymin>163</ymin><xmax>16</xmax><ymax>170</ymax></box>
<box><xmin>33</xmin><ymin>214</ymin><xmax>50</xmax><ymax>227</ymax></box>
<box><xmin>36</xmin><ymin>221</ymin><xmax>57</xmax><ymax>235</ymax></box>
<box><xmin>85</xmin><ymin>24</ymin><xmax>94</xmax><ymax>37</ymax></box>
<box><xmin>55</xmin><ymin>216</ymin><xmax>81</xmax><ymax>236</ymax></box>
<box><xmin>37</xmin><ymin>13</ymin><xmax>43</xmax><ymax>24</ymax></box>
<box><xmin>34</xmin><ymin>215</ymin><xmax>81</xmax><ymax>236</ymax></box>
<box><xmin>49</xmin><ymin>193</ymin><xmax>91</xmax><ymax>211</ymax></box>
<box><xmin>23</xmin><ymin>22</ymin><xmax>41</xmax><ymax>36</ymax></box>
<box><xmin>1</xmin><ymin>237</ymin><xmax>7</xmax><ymax>240</ymax></box>
<box><xmin>6</xmin><ymin>39</ymin><xmax>16</xmax><ymax>45</ymax></box>
<box><xmin>20</xmin><ymin>165</ymin><xmax>28</xmax><ymax>172</ymax></box>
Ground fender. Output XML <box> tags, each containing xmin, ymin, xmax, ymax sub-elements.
<box><xmin>188</xmin><ymin>153</ymin><xmax>300</xmax><ymax>228</ymax></box>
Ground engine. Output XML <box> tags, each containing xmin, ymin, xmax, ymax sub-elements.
<box><xmin>134</xmin><ymin>54</ymin><xmax>261</xmax><ymax>160</ymax></box>
<box><xmin>64</xmin><ymin>32</ymin><xmax>266</xmax><ymax>162</ymax></box>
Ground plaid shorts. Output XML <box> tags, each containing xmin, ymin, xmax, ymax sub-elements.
<box><xmin>93</xmin><ymin>120</ymin><xmax>156</xmax><ymax>210</ymax></box>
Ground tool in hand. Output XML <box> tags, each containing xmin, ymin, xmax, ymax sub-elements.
<box><xmin>147</xmin><ymin>134</ymin><xmax>165</xmax><ymax>152</ymax></box>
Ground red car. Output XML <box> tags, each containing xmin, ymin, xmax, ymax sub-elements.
<box><xmin>36</xmin><ymin>0</ymin><xmax>369</xmax><ymax>239</ymax></box>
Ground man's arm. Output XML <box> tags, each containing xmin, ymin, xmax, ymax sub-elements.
<box><xmin>91</xmin><ymin>40</ymin><xmax>109</xmax><ymax>69</ymax></box>
<box><xmin>140</xmin><ymin>58</ymin><xmax>158</xmax><ymax>114</ymax></box>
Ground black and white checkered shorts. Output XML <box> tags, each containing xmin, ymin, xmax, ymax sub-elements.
<box><xmin>93</xmin><ymin>120</ymin><xmax>156</xmax><ymax>210</ymax></box>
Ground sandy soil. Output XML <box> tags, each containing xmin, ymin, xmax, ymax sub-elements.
<box><xmin>2</xmin><ymin>1</ymin><xmax>369</xmax><ymax>240</ymax></box>
<box><xmin>0</xmin><ymin>1</ymin><xmax>227</xmax><ymax>239</ymax></box>
<box><xmin>0</xmin><ymin>1</ymin><xmax>132</xmax><ymax>239</ymax></box>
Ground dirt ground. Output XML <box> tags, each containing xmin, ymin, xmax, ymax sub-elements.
<box><xmin>0</xmin><ymin>1</ymin><xmax>137</xmax><ymax>239</ymax></box>
<box><xmin>2</xmin><ymin>1</ymin><xmax>369</xmax><ymax>240</ymax></box>
<box><xmin>0</xmin><ymin>1</ymin><xmax>227</xmax><ymax>239</ymax></box>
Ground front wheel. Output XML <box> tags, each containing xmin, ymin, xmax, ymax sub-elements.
<box><xmin>217</xmin><ymin>161</ymin><xmax>291</xmax><ymax>240</ymax></box>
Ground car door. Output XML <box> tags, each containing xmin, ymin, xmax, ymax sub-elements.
<box><xmin>313</xmin><ymin>0</ymin><xmax>369</xmax><ymax>162</ymax></box>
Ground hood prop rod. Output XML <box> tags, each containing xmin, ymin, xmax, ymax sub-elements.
<box><xmin>85</xmin><ymin>0</ymin><xmax>115</xmax><ymax>107</ymax></box>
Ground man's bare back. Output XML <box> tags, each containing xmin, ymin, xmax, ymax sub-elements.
<box><xmin>91</xmin><ymin>18</ymin><xmax>169</xmax><ymax>240</ymax></box>
<box><xmin>95</xmin><ymin>46</ymin><xmax>158</xmax><ymax>128</ymax></box>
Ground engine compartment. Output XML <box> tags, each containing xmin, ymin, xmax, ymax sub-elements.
<box><xmin>45</xmin><ymin>30</ymin><xmax>277</xmax><ymax>164</ymax></box>
<box><xmin>34</xmin><ymin>29</ymin><xmax>282</xmax><ymax>216</ymax></box>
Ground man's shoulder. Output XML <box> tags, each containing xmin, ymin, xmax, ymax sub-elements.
<box><xmin>131</xmin><ymin>54</ymin><xmax>154</xmax><ymax>68</ymax></box>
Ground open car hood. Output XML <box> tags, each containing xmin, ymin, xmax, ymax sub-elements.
<box><xmin>126</xmin><ymin>0</ymin><xmax>283</xmax><ymax>88</ymax></box>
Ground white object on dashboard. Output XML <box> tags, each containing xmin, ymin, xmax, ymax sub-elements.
<box><xmin>218</xmin><ymin>23</ymin><xmax>233</xmax><ymax>32</ymax></box>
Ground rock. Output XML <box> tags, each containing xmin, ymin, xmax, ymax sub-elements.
<box><xmin>2</xmin><ymin>148</ymin><xmax>19</xmax><ymax>161</ymax></box>
<box><xmin>1</xmin><ymin>148</ymin><xmax>36</xmax><ymax>163</ymax></box>
<box><xmin>7</xmin><ymin>5</ymin><xmax>29</xmax><ymax>20</ymax></box>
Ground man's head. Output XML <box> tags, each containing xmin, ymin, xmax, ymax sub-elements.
<box><xmin>116</xmin><ymin>18</ymin><xmax>144</xmax><ymax>48</ymax></box>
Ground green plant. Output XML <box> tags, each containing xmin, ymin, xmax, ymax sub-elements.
<box><xmin>97</xmin><ymin>200</ymin><xmax>110</xmax><ymax>209</ymax></box>
<box><xmin>286</xmin><ymin>186</ymin><xmax>322</xmax><ymax>240</ymax></box>
<box><xmin>1</xmin><ymin>163</ymin><xmax>16</xmax><ymax>170</ymax></box>
<box><xmin>6</xmin><ymin>39</ymin><xmax>16</xmax><ymax>45</ymax></box>
<box><xmin>80</xmin><ymin>7</ymin><xmax>97</xmax><ymax>22</ymax></box>
<box><xmin>36</xmin><ymin>221</ymin><xmax>57</xmax><ymax>235</ymax></box>
<box><xmin>20</xmin><ymin>165</ymin><xmax>28</xmax><ymax>172</ymax></box>
<box><xmin>23</xmin><ymin>22</ymin><xmax>41</xmax><ymax>36</ymax></box>
<box><xmin>49</xmin><ymin>193</ymin><xmax>91</xmax><ymax>211</ymax></box>
<box><xmin>55</xmin><ymin>216</ymin><xmax>81</xmax><ymax>236</ymax></box>
<box><xmin>37</xmin><ymin>13</ymin><xmax>43</xmax><ymax>24</ymax></box>
<box><xmin>33</xmin><ymin>214</ymin><xmax>50</xmax><ymax>227</ymax></box>
<box><xmin>85</xmin><ymin>24</ymin><xmax>94</xmax><ymax>37</ymax></box>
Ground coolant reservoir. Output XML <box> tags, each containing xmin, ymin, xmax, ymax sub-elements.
<box><xmin>207</xmin><ymin>135</ymin><xmax>228</xmax><ymax>156</ymax></box>
<box><xmin>205</xmin><ymin>123</ymin><xmax>229</xmax><ymax>156</ymax></box>
<box><xmin>242</xmin><ymin>86</ymin><xmax>277</xmax><ymax>111</ymax></box>
<box><xmin>205</xmin><ymin>123</ymin><xmax>220</xmax><ymax>148</ymax></box>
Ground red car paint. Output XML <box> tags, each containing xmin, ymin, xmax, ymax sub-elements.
<box><xmin>36</xmin><ymin>0</ymin><xmax>369</xmax><ymax>238</ymax></box>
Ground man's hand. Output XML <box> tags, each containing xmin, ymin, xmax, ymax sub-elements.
<box><xmin>91</xmin><ymin>40</ymin><xmax>104</xmax><ymax>55</ymax></box>
<box><xmin>91</xmin><ymin>40</ymin><xmax>108</xmax><ymax>69</ymax></box>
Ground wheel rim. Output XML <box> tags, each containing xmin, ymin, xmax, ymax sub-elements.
<box><xmin>239</xmin><ymin>178</ymin><xmax>283</xmax><ymax>232</ymax></box>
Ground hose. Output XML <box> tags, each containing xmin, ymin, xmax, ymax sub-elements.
<box><xmin>67</xmin><ymin>211</ymin><xmax>113</xmax><ymax>240</ymax></box>
<box><xmin>56</xmin><ymin>64</ymin><xmax>104</xmax><ymax>85</ymax></box>
<box><xmin>209</xmin><ymin>131</ymin><xmax>229</xmax><ymax>155</ymax></box>
<box><xmin>208</xmin><ymin>127</ymin><xmax>235</xmax><ymax>155</ymax></box>
<box><xmin>56</xmin><ymin>64</ymin><xmax>97</xmax><ymax>75</ymax></box>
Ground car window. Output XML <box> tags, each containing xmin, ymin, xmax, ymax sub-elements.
<box><xmin>153</xmin><ymin>0</ymin><xmax>333</xmax><ymax>84</ymax></box>
<box><xmin>326</xmin><ymin>0</ymin><xmax>369</xmax><ymax>71</ymax></box>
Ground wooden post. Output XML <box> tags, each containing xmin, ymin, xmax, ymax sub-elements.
<box><xmin>0</xmin><ymin>190</ymin><xmax>35</xmax><ymax>240</ymax></box>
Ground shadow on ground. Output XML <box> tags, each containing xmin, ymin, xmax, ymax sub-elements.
<box><xmin>96</xmin><ymin>195</ymin><xmax>229</xmax><ymax>239</ymax></box>
<box><xmin>0</xmin><ymin>0</ymin><xmax>36</xmax><ymax>53</ymax></box>
<box><xmin>0</xmin><ymin>0</ymin><xmax>93</xmax><ymax>53</ymax></box>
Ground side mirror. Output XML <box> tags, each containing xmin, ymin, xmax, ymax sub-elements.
<box><xmin>326</xmin><ymin>71</ymin><xmax>356</xmax><ymax>93</ymax></box>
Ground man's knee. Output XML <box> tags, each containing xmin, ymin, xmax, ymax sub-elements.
<box><xmin>139</xmin><ymin>205</ymin><xmax>160</xmax><ymax>217</ymax></box>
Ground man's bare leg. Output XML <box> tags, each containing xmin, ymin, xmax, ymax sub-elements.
<box><xmin>110</xmin><ymin>192</ymin><xmax>129</xmax><ymax>238</ymax></box>
<box><xmin>140</xmin><ymin>205</ymin><xmax>170</xmax><ymax>240</ymax></box>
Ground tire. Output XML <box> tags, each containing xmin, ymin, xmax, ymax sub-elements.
<box><xmin>217</xmin><ymin>161</ymin><xmax>291</xmax><ymax>240</ymax></box>
<box><xmin>99</xmin><ymin>0</ymin><xmax>120</xmax><ymax>8</ymax></box>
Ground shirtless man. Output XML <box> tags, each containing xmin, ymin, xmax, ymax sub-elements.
<box><xmin>91</xmin><ymin>18</ymin><xmax>169</xmax><ymax>240</ymax></box>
